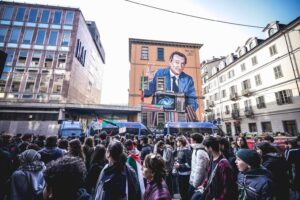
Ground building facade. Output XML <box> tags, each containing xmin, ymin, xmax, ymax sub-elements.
<box><xmin>202</xmin><ymin>17</ymin><xmax>300</xmax><ymax>136</ymax></box>
<box><xmin>0</xmin><ymin>1</ymin><xmax>105</xmax><ymax>104</ymax></box>
<box><xmin>129</xmin><ymin>38</ymin><xmax>203</xmax><ymax>127</ymax></box>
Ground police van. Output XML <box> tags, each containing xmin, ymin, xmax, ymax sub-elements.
<box><xmin>58</xmin><ymin>120</ymin><xmax>84</xmax><ymax>138</ymax></box>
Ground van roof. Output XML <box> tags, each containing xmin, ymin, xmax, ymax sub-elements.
<box><xmin>164</xmin><ymin>122</ymin><xmax>217</xmax><ymax>129</ymax></box>
<box><xmin>103</xmin><ymin>122</ymin><xmax>147</xmax><ymax>129</ymax></box>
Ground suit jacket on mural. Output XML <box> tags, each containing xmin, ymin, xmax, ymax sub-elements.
<box><xmin>144</xmin><ymin>67</ymin><xmax>198</xmax><ymax>111</ymax></box>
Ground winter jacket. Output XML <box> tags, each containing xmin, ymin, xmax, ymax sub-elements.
<box><xmin>143</xmin><ymin>180</ymin><xmax>171</xmax><ymax>200</ymax></box>
<box><xmin>189</xmin><ymin>143</ymin><xmax>210</xmax><ymax>188</ymax></box>
<box><xmin>94</xmin><ymin>163</ymin><xmax>141</xmax><ymax>200</ymax></box>
<box><xmin>287</xmin><ymin>148</ymin><xmax>300</xmax><ymax>191</ymax></box>
<box><xmin>176</xmin><ymin>147</ymin><xmax>192</xmax><ymax>175</ymax></box>
<box><xmin>75</xmin><ymin>188</ymin><xmax>93</xmax><ymax>200</ymax></box>
<box><xmin>38</xmin><ymin>147</ymin><xmax>64</xmax><ymax>164</ymax></box>
<box><xmin>262</xmin><ymin>153</ymin><xmax>289</xmax><ymax>199</ymax></box>
<box><xmin>10</xmin><ymin>164</ymin><xmax>45</xmax><ymax>200</ymax></box>
<box><xmin>237</xmin><ymin>167</ymin><xmax>274</xmax><ymax>200</ymax></box>
<box><xmin>85</xmin><ymin>161</ymin><xmax>107</xmax><ymax>195</ymax></box>
<box><xmin>141</xmin><ymin>144</ymin><xmax>153</xmax><ymax>164</ymax></box>
<box><xmin>162</xmin><ymin>145</ymin><xmax>174</xmax><ymax>173</ymax></box>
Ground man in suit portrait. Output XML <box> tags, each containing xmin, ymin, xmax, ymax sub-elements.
<box><xmin>144</xmin><ymin>51</ymin><xmax>198</xmax><ymax>112</ymax></box>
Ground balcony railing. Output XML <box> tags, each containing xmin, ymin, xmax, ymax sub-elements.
<box><xmin>225</xmin><ymin>110</ymin><xmax>230</xmax><ymax>115</ymax></box>
<box><xmin>230</xmin><ymin>93</ymin><xmax>238</xmax><ymax>101</ymax></box>
<box><xmin>242</xmin><ymin>88</ymin><xmax>251</xmax><ymax>97</ymax></box>
<box><xmin>244</xmin><ymin>108</ymin><xmax>254</xmax><ymax>118</ymax></box>
<box><xmin>204</xmin><ymin>106</ymin><xmax>212</xmax><ymax>112</ymax></box>
<box><xmin>257</xmin><ymin>103</ymin><xmax>266</xmax><ymax>109</ymax></box>
<box><xmin>231</xmin><ymin>109</ymin><xmax>240</xmax><ymax>119</ymax></box>
<box><xmin>208</xmin><ymin>101</ymin><xmax>215</xmax><ymax>107</ymax></box>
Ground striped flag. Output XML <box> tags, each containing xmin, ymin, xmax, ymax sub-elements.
<box><xmin>127</xmin><ymin>151</ymin><xmax>145</xmax><ymax>196</ymax></box>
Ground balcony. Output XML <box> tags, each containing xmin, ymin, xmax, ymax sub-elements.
<box><xmin>242</xmin><ymin>88</ymin><xmax>251</xmax><ymax>97</ymax></box>
<box><xmin>208</xmin><ymin>101</ymin><xmax>215</xmax><ymax>107</ymax></box>
<box><xmin>230</xmin><ymin>93</ymin><xmax>238</xmax><ymax>101</ymax></box>
<box><xmin>231</xmin><ymin>109</ymin><xmax>240</xmax><ymax>119</ymax></box>
<box><xmin>257</xmin><ymin>103</ymin><xmax>266</xmax><ymax>109</ymax></box>
<box><xmin>204</xmin><ymin>106</ymin><xmax>212</xmax><ymax>112</ymax></box>
<box><xmin>225</xmin><ymin>110</ymin><xmax>230</xmax><ymax>115</ymax></box>
<box><xmin>244</xmin><ymin>108</ymin><xmax>254</xmax><ymax>118</ymax></box>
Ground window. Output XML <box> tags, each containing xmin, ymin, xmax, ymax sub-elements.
<box><xmin>75</xmin><ymin>39</ymin><xmax>86</xmax><ymax>66</ymax></box>
<box><xmin>28</xmin><ymin>9</ymin><xmax>38</xmax><ymax>22</ymax></box>
<box><xmin>17</xmin><ymin>50</ymin><xmax>28</xmax><ymax>66</ymax></box>
<box><xmin>57</xmin><ymin>53</ymin><xmax>67</xmax><ymax>68</ymax></box>
<box><xmin>5</xmin><ymin>50</ymin><xmax>15</xmax><ymax>65</ymax></box>
<box><xmin>275</xmin><ymin>90</ymin><xmax>293</xmax><ymax>105</ymax></box>
<box><xmin>230</xmin><ymin>85</ymin><xmax>237</xmax><ymax>95</ymax></box>
<box><xmin>214</xmin><ymin>93</ymin><xmax>219</xmax><ymax>101</ymax></box>
<box><xmin>222</xmin><ymin>89</ymin><xmax>226</xmax><ymax>98</ymax></box>
<box><xmin>141</xmin><ymin>46</ymin><xmax>148</xmax><ymax>60</ymax></box>
<box><xmin>39</xmin><ymin>75</ymin><xmax>50</xmax><ymax>93</ymax></box>
<box><xmin>140</xmin><ymin>76</ymin><xmax>149</xmax><ymax>90</ymax></box>
<box><xmin>35</xmin><ymin>30</ymin><xmax>46</xmax><ymax>45</ymax></box>
<box><xmin>9</xmin><ymin>28</ymin><xmax>21</xmax><ymax>43</ymax></box>
<box><xmin>48</xmin><ymin>31</ymin><xmax>58</xmax><ymax>46</ymax></box>
<box><xmin>251</xmin><ymin>56</ymin><xmax>257</xmax><ymax>66</ymax></box>
<box><xmin>232</xmin><ymin>103</ymin><xmax>239</xmax><ymax>111</ymax></box>
<box><xmin>53</xmin><ymin>11</ymin><xmax>62</xmax><ymax>24</ymax></box>
<box><xmin>0</xmin><ymin>28</ymin><xmax>8</xmax><ymax>42</ymax></box>
<box><xmin>24</xmin><ymin>74</ymin><xmax>36</xmax><ymax>93</ymax></box>
<box><xmin>157</xmin><ymin>48</ymin><xmax>164</xmax><ymax>61</ymax></box>
<box><xmin>31</xmin><ymin>52</ymin><xmax>41</xmax><ymax>67</ymax></box>
<box><xmin>225</xmin><ymin>105</ymin><xmax>230</xmax><ymax>114</ymax></box>
<box><xmin>3</xmin><ymin>6</ymin><xmax>14</xmax><ymax>20</ymax></box>
<box><xmin>269</xmin><ymin>44</ymin><xmax>278</xmax><ymax>56</ymax></box>
<box><xmin>44</xmin><ymin>52</ymin><xmax>54</xmax><ymax>68</ymax></box>
<box><xmin>228</xmin><ymin>70</ymin><xmax>235</xmax><ymax>79</ymax></box>
<box><xmin>11</xmin><ymin>73</ymin><xmax>23</xmax><ymax>92</ymax></box>
<box><xmin>241</xmin><ymin>63</ymin><xmax>246</xmax><ymax>72</ymax></box>
<box><xmin>61</xmin><ymin>31</ymin><xmax>71</xmax><ymax>46</ymax></box>
<box><xmin>242</xmin><ymin>79</ymin><xmax>251</xmax><ymax>90</ymax></box>
<box><xmin>52</xmin><ymin>75</ymin><xmax>64</xmax><ymax>93</ymax></box>
<box><xmin>22</xmin><ymin>29</ymin><xmax>34</xmax><ymax>44</ymax></box>
<box><xmin>255</xmin><ymin>74</ymin><xmax>262</xmax><ymax>86</ymax></box>
<box><xmin>157</xmin><ymin>77</ymin><xmax>165</xmax><ymax>91</ymax></box>
<box><xmin>261</xmin><ymin>122</ymin><xmax>272</xmax><ymax>132</ymax></box>
<box><xmin>157</xmin><ymin>112</ymin><xmax>165</xmax><ymax>125</ymax></box>
<box><xmin>274</xmin><ymin>65</ymin><xmax>283</xmax><ymax>79</ymax></box>
<box><xmin>249</xmin><ymin>123</ymin><xmax>257</xmax><ymax>132</ymax></box>
<box><xmin>244</xmin><ymin>99</ymin><xmax>252</xmax><ymax>110</ymax></box>
<box><xmin>142</xmin><ymin>113</ymin><xmax>148</xmax><ymax>126</ymax></box>
<box><xmin>256</xmin><ymin>96</ymin><xmax>266</xmax><ymax>109</ymax></box>
<box><xmin>219</xmin><ymin>75</ymin><xmax>226</xmax><ymax>83</ymax></box>
<box><xmin>15</xmin><ymin>7</ymin><xmax>26</xmax><ymax>21</ymax></box>
<box><xmin>41</xmin><ymin>10</ymin><xmax>50</xmax><ymax>23</ymax></box>
<box><xmin>64</xmin><ymin>11</ymin><xmax>74</xmax><ymax>25</ymax></box>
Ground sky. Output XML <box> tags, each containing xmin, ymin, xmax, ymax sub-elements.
<box><xmin>19</xmin><ymin>0</ymin><xmax>300</xmax><ymax>105</ymax></box>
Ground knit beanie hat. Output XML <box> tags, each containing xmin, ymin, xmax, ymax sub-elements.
<box><xmin>19</xmin><ymin>149</ymin><xmax>41</xmax><ymax>163</ymax></box>
<box><xmin>236</xmin><ymin>149</ymin><xmax>261</xmax><ymax>168</ymax></box>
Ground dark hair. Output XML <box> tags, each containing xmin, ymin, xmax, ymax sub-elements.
<box><xmin>144</xmin><ymin>153</ymin><xmax>166</xmax><ymax>185</ymax></box>
<box><xmin>99</xmin><ymin>131</ymin><xmax>107</xmax><ymax>140</ymax></box>
<box><xmin>176</xmin><ymin>136</ymin><xmax>187</xmax><ymax>146</ymax></box>
<box><xmin>45</xmin><ymin>136</ymin><xmax>58</xmax><ymax>148</ymax></box>
<box><xmin>157</xmin><ymin>141</ymin><xmax>165</xmax><ymax>149</ymax></box>
<box><xmin>264</xmin><ymin>135</ymin><xmax>274</xmax><ymax>143</ymax></box>
<box><xmin>256</xmin><ymin>142</ymin><xmax>278</xmax><ymax>155</ymax></box>
<box><xmin>107</xmin><ymin>141</ymin><xmax>127</xmax><ymax>170</ymax></box>
<box><xmin>68</xmin><ymin>139</ymin><xmax>85</xmax><ymax>160</ymax></box>
<box><xmin>191</xmin><ymin>133</ymin><xmax>204</xmax><ymax>143</ymax></box>
<box><xmin>44</xmin><ymin>156</ymin><xmax>86</xmax><ymax>200</ymax></box>
<box><xmin>236</xmin><ymin>136</ymin><xmax>249</xmax><ymax>149</ymax></box>
<box><xmin>90</xmin><ymin>144</ymin><xmax>106</xmax><ymax>165</ymax></box>
<box><xmin>203</xmin><ymin>136</ymin><xmax>219</xmax><ymax>152</ymax></box>
<box><xmin>58</xmin><ymin>139</ymin><xmax>69</xmax><ymax>150</ymax></box>
<box><xmin>124</xmin><ymin>139</ymin><xmax>134</xmax><ymax>151</ymax></box>
<box><xmin>84</xmin><ymin>137</ymin><xmax>94</xmax><ymax>148</ymax></box>
<box><xmin>142</xmin><ymin>136</ymin><xmax>148</xmax><ymax>144</ymax></box>
<box><xmin>22</xmin><ymin>133</ymin><xmax>33</xmax><ymax>141</ymax></box>
<box><xmin>169</xmin><ymin>51</ymin><xmax>187</xmax><ymax>65</ymax></box>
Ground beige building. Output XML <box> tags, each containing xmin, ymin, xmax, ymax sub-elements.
<box><xmin>202</xmin><ymin>17</ymin><xmax>300</xmax><ymax>136</ymax></box>
<box><xmin>129</xmin><ymin>38</ymin><xmax>203</xmax><ymax>126</ymax></box>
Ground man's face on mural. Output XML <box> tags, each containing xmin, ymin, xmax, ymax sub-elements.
<box><xmin>169</xmin><ymin>54</ymin><xmax>186</xmax><ymax>75</ymax></box>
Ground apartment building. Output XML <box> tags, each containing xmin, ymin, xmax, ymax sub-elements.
<box><xmin>129</xmin><ymin>38</ymin><xmax>203</xmax><ymax>126</ymax></box>
<box><xmin>0</xmin><ymin>1</ymin><xmax>105</xmax><ymax>104</ymax></box>
<box><xmin>202</xmin><ymin>17</ymin><xmax>300</xmax><ymax>136</ymax></box>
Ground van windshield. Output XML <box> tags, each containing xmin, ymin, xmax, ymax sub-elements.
<box><xmin>61</xmin><ymin>129</ymin><xmax>82</xmax><ymax>137</ymax></box>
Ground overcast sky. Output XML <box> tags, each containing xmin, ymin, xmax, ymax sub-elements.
<box><xmin>19</xmin><ymin>0</ymin><xmax>300</xmax><ymax>105</ymax></box>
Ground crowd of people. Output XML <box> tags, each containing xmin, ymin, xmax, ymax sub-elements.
<box><xmin>0</xmin><ymin>131</ymin><xmax>300</xmax><ymax>200</ymax></box>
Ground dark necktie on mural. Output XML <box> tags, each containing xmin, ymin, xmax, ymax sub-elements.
<box><xmin>172</xmin><ymin>76</ymin><xmax>179</xmax><ymax>93</ymax></box>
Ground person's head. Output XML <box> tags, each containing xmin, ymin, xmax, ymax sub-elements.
<box><xmin>90</xmin><ymin>144</ymin><xmax>106</xmax><ymax>165</ymax></box>
<box><xmin>236</xmin><ymin>136</ymin><xmax>249</xmax><ymax>149</ymax></box>
<box><xmin>176</xmin><ymin>136</ymin><xmax>187</xmax><ymax>148</ymax></box>
<box><xmin>124</xmin><ymin>139</ymin><xmax>134</xmax><ymax>151</ymax></box>
<box><xmin>83</xmin><ymin>137</ymin><xmax>94</xmax><ymax>148</ymax></box>
<box><xmin>22</xmin><ymin>133</ymin><xmax>33</xmax><ymax>142</ymax></box>
<box><xmin>287</xmin><ymin>139</ymin><xmax>298</xmax><ymax>149</ymax></box>
<box><xmin>141</xmin><ymin>135</ymin><xmax>149</xmax><ymax>145</ymax></box>
<box><xmin>106</xmin><ymin>141</ymin><xmax>126</xmax><ymax>167</ymax></box>
<box><xmin>219</xmin><ymin>137</ymin><xmax>230</xmax><ymax>152</ymax></box>
<box><xmin>45</xmin><ymin>136</ymin><xmax>58</xmax><ymax>148</ymax></box>
<box><xmin>19</xmin><ymin>149</ymin><xmax>41</xmax><ymax>165</ymax></box>
<box><xmin>203</xmin><ymin>136</ymin><xmax>219</xmax><ymax>153</ymax></box>
<box><xmin>190</xmin><ymin>133</ymin><xmax>204</xmax><ymax>144</ymax></box>
<box><xmin>156</xmin><ymin>141</ymin><xmax>165</xmax><ymax>152</ymax></box>
<box><xmin>255</xmin><ymin>142</ymin><xmax>278</xmax><ymax>156</ymax></box>
<box><xmin>169</xmin><ymin>51</ymin><xmax>187</xmax><ymax>75</ymax></box>
<box><xmin>43</xmin><ymin>156</ymin><xmax>86</xmax><ymax>200</ymax></box>
<box><xmin>143</xmin><ymin>153</ymin><xmax>166</xmax><ymax>185</ymax></box>
<box><xmin>235</xmin><ymin>149</ymin><xmax>261</xmax><ymax>171</ymax></box>
<box><xmin>68</xmin><ymin>139</ymin><xmax>84</xmax><ymax>159</ymax></box>
<box><xmin>99</xmin><ymin>131</ymin><xmax>107</xmax><ymax>140</ymax></box>
<box><xmin>263</xmin><ymin>135</ymin><xmax>274</xmax><ymax>143</ymax></box>
<box><xmin>58</xmin><ymin>139</ymin><xmax>69</xmax><ymax>150</ymax></box>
